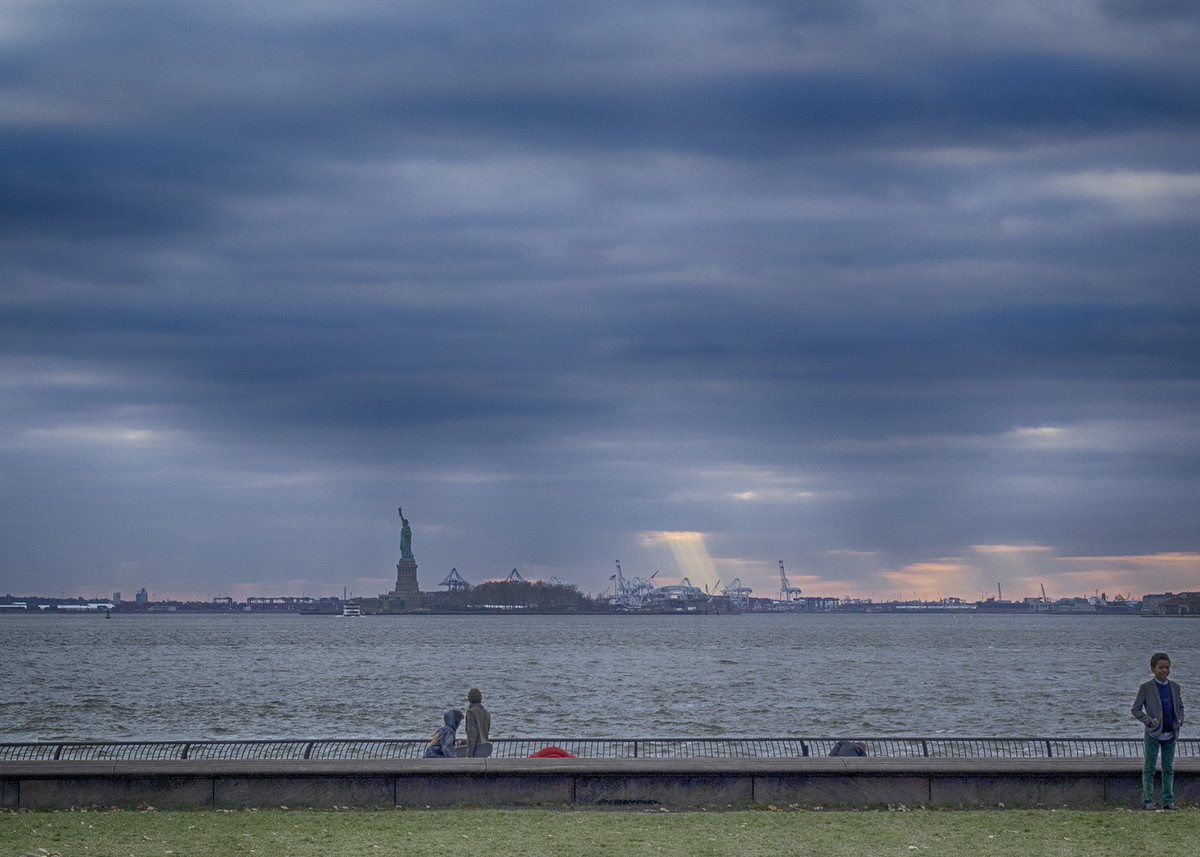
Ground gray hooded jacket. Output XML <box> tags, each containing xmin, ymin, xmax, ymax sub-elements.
<box><xmin>424</xmin><ymin>709</ymin><xmax>463</xmax><ymax>758</ymax></box>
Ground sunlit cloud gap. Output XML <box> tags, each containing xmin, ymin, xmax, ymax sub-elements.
<box><xmin>638</xmin><ymin>531</ymin><xmax>720</xmax><ymax>592</ymax></box>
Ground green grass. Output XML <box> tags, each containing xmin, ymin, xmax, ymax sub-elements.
<box><xmin>2</xmin><ymin>806</ymin><xmax>1196</xmax><ymax>857</ymax></box>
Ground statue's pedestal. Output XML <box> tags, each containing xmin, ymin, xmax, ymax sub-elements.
<box><xmin>381</xmin><ymin>559</ymin><xmax>420</xmax><ymax>611</ymax></box>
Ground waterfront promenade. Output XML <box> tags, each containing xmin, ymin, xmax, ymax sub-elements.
<box><xmin>4</xmin><ymin>738</ymin><xmax>1197</xmax><ymax>810</ymax></box>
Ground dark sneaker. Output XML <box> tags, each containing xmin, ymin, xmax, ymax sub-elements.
<box><xmin>1163</xmin><ymin>803</ymin><xmax>1178</xmax><ymax>810</ymax></box>
<box><xmin>1144</xmin><ymin>803</ymin><xmax>1157</xmax><ymax>811</ymax></box>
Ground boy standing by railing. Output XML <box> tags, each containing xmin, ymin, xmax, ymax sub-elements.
<box><xmin>1132</xmin><ymin>652</ymin><xmax>1185</xmax><ymax>809</ymax></box>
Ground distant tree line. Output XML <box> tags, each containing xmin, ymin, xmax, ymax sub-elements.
<box><xmin>440</xmin><ymin>579</ymin><xmax>597</xmax><ymax>612</ymax></box>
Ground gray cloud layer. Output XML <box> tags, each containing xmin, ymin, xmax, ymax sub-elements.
<box><xmin>3</xmin><ymin>1</ymin><xmax>1199</xmax><ymax>601</ymax></box>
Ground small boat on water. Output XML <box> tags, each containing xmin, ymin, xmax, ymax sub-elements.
<box><xmin>340</xmin><ymin>604</ymin><xmax>362</xmax><ymax>618</ymax></box>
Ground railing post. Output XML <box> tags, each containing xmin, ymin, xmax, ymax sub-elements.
<box><xmin>304</xmin><ymin>741</ymin><xmax>314</xmax><ymax>760</ymax></box>
<box><xmin>922</xmin><ymin>740</ymin><xmax>929</xmax><ymax>758</ymax></box>
<box><xmin>182</xmin><ymin>743</ymin><xmax>190</xmax><ymax>760</ymax></box>
<box><xmin>1045</xmin><ymin>740</ymin><xmax>1053</xmax><ymax>758</ymax></box>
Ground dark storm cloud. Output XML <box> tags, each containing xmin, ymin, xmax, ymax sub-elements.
<box><xmin>7</xmin><ymin>3</ymin><xmax>1195</xmax><ymax>167</ymax></box>
<box><xmin>1099</xmin><ymin>0</ymin><xmax>1200</xmax><ymax>22</ymax></box>
<box><xmin>2</xmin><ymin>0</ymin><xmax>1199</xmax><ymax>601</ymax></box>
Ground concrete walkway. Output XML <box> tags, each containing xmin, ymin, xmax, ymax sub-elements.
<box><xmin>3</xmin><ymin>757</ymin><xmax>1197</xmax><ymax>809</ymax></box>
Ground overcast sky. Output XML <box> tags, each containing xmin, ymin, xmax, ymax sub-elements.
<box><xmin>3</xmin><ymin>0</ymin><xmax>1199</xmax><ymax>604</ymax></box>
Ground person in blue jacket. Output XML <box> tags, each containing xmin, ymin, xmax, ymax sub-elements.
<box><xmin>424</xmin><ymin>709</ymin><xmax>464</xmax><ymax>758</ymax></box>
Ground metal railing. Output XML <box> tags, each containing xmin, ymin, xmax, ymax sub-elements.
<box><xmin>2</xmin><ymin>737</ymin><xmax>1195</xmax><ymax>762</ymax></box>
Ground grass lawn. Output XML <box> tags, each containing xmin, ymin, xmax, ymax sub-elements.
<box><xmin>2</xmin><ymin>806</ymin><xmax>1196</xmax><ymax>857</ymax></box>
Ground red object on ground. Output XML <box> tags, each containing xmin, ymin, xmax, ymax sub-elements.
<box><xmin>529</xmin><ymin>746</ymin><xmax>576</xmax><ymax>758</ymax></box>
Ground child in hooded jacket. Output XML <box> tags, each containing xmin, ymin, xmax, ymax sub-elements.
<box><xmin>424</xmin><ymin>709</ymin><xmax>464</xmax><ymax>758</ymax></box>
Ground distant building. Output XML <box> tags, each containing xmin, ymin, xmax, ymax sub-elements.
<box><xmin>1141</xmin><ymin>593</ymin><xmax>1179</xmax><ymax>614</ymax></box>
<box><xmin>135</xmin><ymin>588</ymin><xmax>149</xmax><ymax>604</ymax></box>
<box><xmin>1157</xmin><ymin>592</ymin><xmax>1200</xmax><ymax>617</ymax></box>
<box><xmin>113</xmin><ymin>592</ymin><xmax>121</xmax><ymax>603</ymax></box>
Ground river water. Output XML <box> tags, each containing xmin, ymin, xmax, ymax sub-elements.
<box><xmin>1</xmin><ymin>612</ymin><xmax>1193</xmax><ymax>743</ymax></box>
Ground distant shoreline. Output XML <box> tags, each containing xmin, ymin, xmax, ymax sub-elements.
<box><xmin>2</xmin><ymin>605</ymin><xmax>1192</xmax><ymax>617</ymax></box>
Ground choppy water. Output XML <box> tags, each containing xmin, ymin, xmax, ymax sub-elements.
<box><xmin>1</xmin><ymin>612</ymin><xmax>1193</xmax><ymax>742</ymax></box>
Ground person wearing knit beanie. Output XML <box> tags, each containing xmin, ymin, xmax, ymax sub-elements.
<box><xmin>465</xmin><ymin>687</ymin><xmax>492</xmax><ymax>757</ymax></box>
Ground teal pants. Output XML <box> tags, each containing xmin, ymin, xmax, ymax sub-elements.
<box><xmin>1142</xmin><ymin>733</ymin><xmax>1175</xmax><ymax>806</ymax></box>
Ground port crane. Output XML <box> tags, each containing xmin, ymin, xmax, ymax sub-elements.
<box><xmin>644</xmin><ymin>576</ymin><xmax>710</xmax><ymax>610</ymax></box>
<box><xmin>611</xmin><ymin>560</ymin><xmax>656</xmax><ymax>609</ymax></box>
<box><xmin>778</xmin><ymin>560</ymin><xmax>802</xmax><ymax>603</ymax></box>
<box><xmin>439</xmin><ymin>568</ymin><xmax>470</xmax><ymax>592</ymax></box>
<box><xmin>721</xmin><ymin>578</ymin><xmax>753</xmax><ymax>610</ymax></box>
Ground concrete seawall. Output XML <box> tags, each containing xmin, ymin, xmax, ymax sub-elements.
<box><xmin>3</xmin><ymin>758</ymin><xmax>1196</xmax><ymax>810</ymax></box>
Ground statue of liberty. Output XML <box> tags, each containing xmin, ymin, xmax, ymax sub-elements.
<box><xmin>398</xmin><ymin>506</ymin><xmax>414</xmax><ymax>561</ymax></box>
